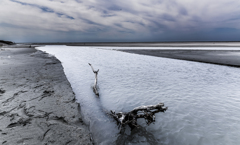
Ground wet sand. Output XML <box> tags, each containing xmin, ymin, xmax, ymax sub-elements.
<box><xmin>0</xmin><ymin>48</ymin><xmax>92</xmax><ymax>144</ymax></box>
<box><xmin>119</xmin><ymin>49</ymin><xmax>240</xmax><ymax>67</ymax></box>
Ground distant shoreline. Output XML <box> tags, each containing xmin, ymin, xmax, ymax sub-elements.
<box><xmin>3</xmin><ymin>43</ymin><xmax>240</xmax><ymax>68</ymax></box>
<box><xmin>26</xmin><ymin>42</ymin><xmax>240</xmax><ymax>47</ymax></box>
<box><xmin>119</xmin><ymin>49</ymin><xmax>240</xmax><ymax>68</ymax></box>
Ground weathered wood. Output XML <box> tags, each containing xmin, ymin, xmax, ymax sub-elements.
<box><xmin>88</xmin><ymin>63</ymin><xmax>167</xmax><ymax>131</ymax></box>
<box><xmin>88</xmin><ymin>63</ymin><xmax>99</xmax><ymax>96</ymax></box>
<box><xmin>110</xmin><ymin>103</ymin><xmax>167</xmax><ymax>130</ymax></box>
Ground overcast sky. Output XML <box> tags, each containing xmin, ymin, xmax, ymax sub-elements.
<box><xmin>0</xmin><ymin>0</ymin><xmax>240</xmax><ymax>42</ymax></box>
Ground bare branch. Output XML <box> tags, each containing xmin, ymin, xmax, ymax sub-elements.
<box><xmin>88</xmin><ymin>63</ymin><xmax>99</xmax><ymax>96</ymax></box>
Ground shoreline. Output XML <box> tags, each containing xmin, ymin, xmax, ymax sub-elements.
<box><xmin>119</xmin><ymin>49</ymin><xmax>240</xmax><ymax>68</ymax></box>
<box><xmin>0</xmin><ymin>47</ymin><xmax>92</xmax><ymax>144</ymax></box>
<box><xmin>25</xmin><ymin>42</ymin><xmax>240</xmax><ymax>47</ymax></box>
<box><xmin>1</xmin><ymin>44</ymin><xmax>240</xmax><ymax>144</ymax></box>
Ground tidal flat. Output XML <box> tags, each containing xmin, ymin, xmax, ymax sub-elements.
<box><xmin>1</xmin><ymin>43</ymin><xmax>240</xmax><ymax>145</ymax></box>
<box><xmin>38</xmin><ymin>45</ymin><xmax>240</xmax><ymax>145</ymax></box>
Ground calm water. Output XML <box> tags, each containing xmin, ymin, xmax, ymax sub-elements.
<box><xmin>38</xmin><ymin>46</ymin><xmax>240</xmax><ymax>145</ymax></box>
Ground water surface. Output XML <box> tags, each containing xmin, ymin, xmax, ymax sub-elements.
<box><xmin>38</xmin><ymin>46</ymin><xmax>240</xmax><ymax>145</ymax></box>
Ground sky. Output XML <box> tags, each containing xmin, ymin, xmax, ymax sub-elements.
<box><xmin>0</xmin><ymin>0</ymin><xmax>240</xmax><ymax>42</ymax></box>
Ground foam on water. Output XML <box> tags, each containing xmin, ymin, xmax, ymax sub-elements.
<box><xmin>38</xmin><ymin>46</ymin><xmax>240</xmax><ymax>145</ymax></box>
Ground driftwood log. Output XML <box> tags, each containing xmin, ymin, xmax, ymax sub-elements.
<box><xmin>88</xmin><ymin>63</ymin><xmax>99</xmax><ymax>96</ymax></box>
<box><xmin>110</xmin><ymin>103</ymin><xmax>167</xmax><ymax>130</ymax></box>
<box><xmin>88</xmin><ymin>63</ymin><xmax>167</xmax><ymax>131</ymax></box>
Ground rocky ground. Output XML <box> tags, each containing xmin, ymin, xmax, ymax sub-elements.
<box><xmin>0</xmin><ymin>48</ymin><xmax>92</xmax><ymax>145</ymax></box>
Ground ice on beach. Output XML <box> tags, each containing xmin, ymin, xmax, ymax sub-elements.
<box><xmin>38</xmin><ymin>45</ymin><xmax>240</xmax><ymax>145</ymax></box>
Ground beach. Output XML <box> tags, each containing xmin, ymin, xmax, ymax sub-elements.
<box><xmin>1</xmin><ymin>43</ymin><xmax>240</xmax><ymax>144</ymax></box>
<box><xmin>0</xmin><ymin>47</ymin><xmax>92</xmax><ymax>144</ymax></box>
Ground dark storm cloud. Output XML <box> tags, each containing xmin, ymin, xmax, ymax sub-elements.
<box><xmin>10</xmin><ymin>0</ymin><xmax>54</xmax><ymax>13</ymax></box>
<box><xmin>0</xmin><ymin>0</ymin><xmax>240</xmax><ymax>42</ymax></box>
<box><xmin>10</xmin><ymin>0</ymin><xmax>74</xmax><ymax>20</ymax></box>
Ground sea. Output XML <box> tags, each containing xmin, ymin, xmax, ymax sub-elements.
<box><xmin>38</xmin><ymin>45</ymin><xmax>240</xmax><ymax>145</ymax></box>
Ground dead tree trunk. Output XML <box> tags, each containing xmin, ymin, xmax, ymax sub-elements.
<box><xmin>110</xmin><ymin>103</ymin><xmax>167</xmax><ymax>130</ymax></box>
<box><xmin>88</xmin><ymin>63</ymin><xmax>99</xmax><ymax>96</ymax></box>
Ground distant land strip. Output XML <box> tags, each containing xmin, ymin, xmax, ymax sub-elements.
<box><xmin>119</xmin><ymin>49</ymin><xmax>240</xmax><ymax>68</ymax></box>
<box><xmin>28</xmin><ymin>42</ymin><xmax>240</xmax><ymax>47</ymax></box>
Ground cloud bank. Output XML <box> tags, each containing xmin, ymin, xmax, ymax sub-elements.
<box><xmin>0</xmin><ymin>0</ymin><xmax>240</xmax><ymax>42</ymax></box>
